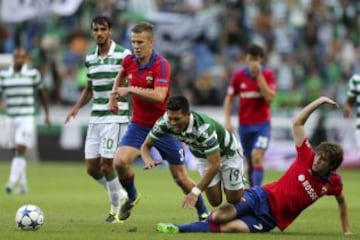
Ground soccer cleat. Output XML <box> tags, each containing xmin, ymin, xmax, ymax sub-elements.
<box><xmin>119</xmin><ymin>193</ymin><xmax>141</xmax><ymax>220</ymax></box>
<box><xmin>156</xmin><ymin>223</ymin><xmax>179</xmax><ymax>233</ymax></box>
<box><xmin>105</xmin><ymin>213</ymin><xmax>124</xmax><ymax>224</ymax></box>
<box><xmin>199</xmin><ymin>212</ymin><xmax>209</xmax><ymax>222</ymax></box>
<box><xmin>5</xmin><ymin>186</ymin><xmax>12</xmax><ymax>194</ymax></box>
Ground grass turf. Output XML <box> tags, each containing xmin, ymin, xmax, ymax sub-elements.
<box><xmin>0</xmin><ymin>161</ymin><xmax>358</xmax><ymax>240</ymax></box>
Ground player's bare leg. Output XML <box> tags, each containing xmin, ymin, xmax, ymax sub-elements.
<box><xmin>203</xmin><ymin>183</ymin><xmax>222</xmax><ymax>207</ymax></box>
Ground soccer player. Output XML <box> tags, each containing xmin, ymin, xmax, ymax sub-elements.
<box><xmin>156</xmin><ymin>96</ymin><xmax>353</xmax><ymax>235</ymax></box>
<box><xmin>141</xmin><ymin>96</ymin><xmax>245</xmax><ymax>208</ymax></box>
<box><xmin>109</xmin><ymin>22</ymin><xmax>208</xmax><ymax>221</ymax></box>
<box><xmin>64</xmin><ymin>16</ymin><xmax>131</xmax><ymax>223</ymax></box>
<box><xmin>224</xmin><ymin>43</ymin><xmax>276</xmax><ymax>186</ymax></box>
<box><xmin>0</xmin><ymin>48</ymin><xmax>50</xmax><ymax>194</ymax></box>
<box><xmin>343</xmin><ymin>74</ymin><xmax>360</xmax><ymax>159</ymax></box>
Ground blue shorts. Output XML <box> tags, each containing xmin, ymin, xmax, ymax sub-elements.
<box><xmin>238</xmin><ymin>121</ymin><xmax>271</xmax><ymax>158</ymax></box>
<box><xmin>234</xmin><ymin>186</ymin><xmax>276</xmax><ymax>232</ymax></box>
<box><xmin>119</xmin><ymin>122</ymin><xmax>185</xmax><ymax>165</ymax></box>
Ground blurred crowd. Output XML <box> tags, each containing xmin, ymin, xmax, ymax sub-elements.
<box><xmin>0</xmin><ymin>0</ymin><xmax>359</xmax><ymax>111</ymax></box>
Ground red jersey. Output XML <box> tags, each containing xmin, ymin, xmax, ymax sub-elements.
<box><xmin>122</xmin><ymin>52</ymin><xmax>171</xmax><ymax>127</ymax></box>
<box><xmin>263</xmin><ymin>139</ymin><xmax>343</xmax><ymax>231</ymax></box>
<box><xmin>227</xmin><ymin>67</ymin><xmax>276</xmax><ymax>125</ymax></box>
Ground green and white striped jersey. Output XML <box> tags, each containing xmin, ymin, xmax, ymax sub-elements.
<box><xmin>0</xmin><ymin>65</ymin><xmax>42</xmax><ymax>117</ymax></box>
<box><xmin>85</xmin><ymin>41</ymin><xmax>131</xmax><ymax>124</ymax></box>
<box><xmin>346</xmin><ymin>74</ymin><xmax>360</xmax><ymax>129</ymax></box>
<box><xmin>149</xmin><ymin>111</ymin><xmax>241</xmax><ymax>159</ymax></box>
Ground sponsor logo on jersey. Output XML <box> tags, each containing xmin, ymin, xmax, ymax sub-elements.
<box><xmin>298</xmin><ymin>174</ymin><xmax>319</xmax><ymax>201</ymax></box>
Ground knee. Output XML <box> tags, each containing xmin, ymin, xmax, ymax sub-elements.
<box><xmin>86</xmin><ymin>165</ymin><xmax>100</xmax><ymax>178</ymax></box>
<box><xmin>211</xmin><ymin>204</ymin><xmax>235</xmax><ymax>222</ymax></box>
<box><xmin>16</xmin><ymin>145</ymin><xmax>26</xmax><ymax>155</ymax></box>
<box><xmin>211</xmin><ymin>210</ymin><xmax>227</xmax><ymax>222</ymax></box>
<box><xmin>208</xmin><ymin>199</ymin><xmax>222</xmax><ymax>207</ymax></box>
<box><xmin>114</xmin><ymin>155</ymin><xmax>128</xmax><ymax>169</ymax></box>
<box><xmin>251</xmin><ymin>151</ymin><xmax>264</xmax><ymax>165</ymax></box>
<box><xmin>100</xmin><ymin>161</ymin><xmax>114</xmax><ymax>175</ymax></box>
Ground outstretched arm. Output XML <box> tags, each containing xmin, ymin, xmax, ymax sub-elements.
<box><xmin>182</xmin><ymin>153</ymin><xmax>221</xmax><ymax>209</ymax></box>
<box><xmin>64</xmin><ymin>82</ymin><xmax>93</xmax><ymax>124</ymax></box>
<box><xmin>335</xmin><ymin>192</ymin><xmax>353</xmax><ymax>235</ymax></box>
<box><xmin>292</xmin><ymin>96</ymin><xmax>337</xmax><ymax>147</ymax></box>
<box><xmin>140</xmin><ymin>137</ymin><xmax>162</xmax><ymax>169</ymax></box>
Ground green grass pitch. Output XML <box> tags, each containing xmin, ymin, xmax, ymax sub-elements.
<box><xmin>0</xmin><ymin>161</ymin><xmax>358</xmax><ymax>240</ymax></box>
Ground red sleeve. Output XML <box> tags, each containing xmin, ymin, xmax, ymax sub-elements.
<box><xmin>296</xmin><ymin>138</ymin><xmax>315</xmax><ymax>165</ymax></box>
<box><xmin>121</xmin><ymin>55</ymin><xmax>132</xmax><ymax>75</ymax></box>
<box><xmin>326</xmin><ymin>173</ymin><xmax>343</xmax><ymax>196</ymax></box>
<box><xmin>154</xmin><ymin>57</ymin><xmax>171</xmax><ymax>87</ymax></box>
<box><xmin>227</xmin><ymin>71</ymin><xmax>241</xmax><ymax>96</ymax></box>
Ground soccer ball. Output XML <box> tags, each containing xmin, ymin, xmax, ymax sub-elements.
<box><xmin>15</xmin><ymin>204</ymin><xmax>44</xmax><ymax>231</ymax></box>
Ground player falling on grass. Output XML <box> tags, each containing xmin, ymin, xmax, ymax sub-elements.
<box><xmin>0</xmin><ymin>48</ymin><xmax>50</xmax><ymax>194</ymax></box>
<box><xmin>224</xmin><ymin>43</ymin><xmax>276</xmax><ymax>186</ymax></box>
<box><xmin>65</xmin><ymin>16</ymin><xmax>131</xmax><ymax>223</ymax></box>
<box><xmin>157</xmin><ymin>96</ymin><xmax>353</xmax><ymax>235</ymax></box>
<box><xmin>141</xmin><ymin>96</ymin><xmax>245</xmax><ymax>209</ymax></box>
<box><xmin>109</xmin><ymin>22</ymin><xmax>208</xmax><ymax>221</ymax></box>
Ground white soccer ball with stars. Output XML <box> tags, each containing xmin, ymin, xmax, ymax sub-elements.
<box><xmin>15</xmin><ymin>204</ymin><xmax>44</xmax><ymax>231</ymax></box>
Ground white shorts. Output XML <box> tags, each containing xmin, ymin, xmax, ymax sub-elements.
<box><xmin>196</xmin><ymin>150</ymin><xmax>245</xmax><ymax>191</ymax></box>
<box><xmin>85</xmin><ymin>123</ymin><xmax>128</xmax><ymax>159</ymax></box>
<box><xmin>7</xmin><ymin>116</ymin><xmax>35</xmax><ymax>148</ymax></box>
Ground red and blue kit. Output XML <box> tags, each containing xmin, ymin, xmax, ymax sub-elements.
<box><xmin>263</xmin><ymin>139</ymin><xmax>343</xmax><ymax>231</ymax></box>
<box><xmin>227</xmin><ymin>67</ymin><xmax>276</xmax><ymax>125</ymax></box>
<box><xmin>122</xmin><ymin>51</ymin><xmax>171</xmax><ymax>127</ymax></box>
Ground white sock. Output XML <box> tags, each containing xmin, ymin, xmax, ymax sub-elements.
<box><xmin>19</xmin><ymin>164</ymin><xmax>28</xmax><ymax>190</ymax></box>
<box><xmin>96</xmin><ymin>176</ymin><xmax>107</xmax><ymax>189</ymax></box>
<box><xmin>7</xmin><ymin>156</ymin><xmax>26</xmax><ymax>188</ymax></box>
<box><xmin>106</xmin><ymin>177</ymin><xmax>122</xmax><ymax>215</ymax></box>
